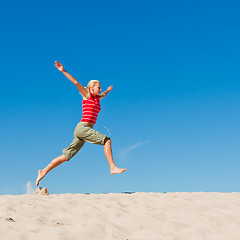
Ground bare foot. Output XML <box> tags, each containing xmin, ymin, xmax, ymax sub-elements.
<box><xmin>36</xmin><ymin>170</ymin><xmax>46</xmax><ymax>186</ymax></box>
<box><xmin>110</xmin><ymin>167</ymin><xmax>127</xmax><ymax>174</ymax></box>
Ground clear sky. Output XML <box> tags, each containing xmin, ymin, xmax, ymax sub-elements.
<box><xmin>1</xmin><ymin>0</ymin><xmax>240</xmax><ymax>195</ymax></box>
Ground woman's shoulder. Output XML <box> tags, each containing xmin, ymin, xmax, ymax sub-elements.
<box><xmin>81</xmin><ymin>88</ymin><xmax>91</xmax><ymax>100</ymax></box>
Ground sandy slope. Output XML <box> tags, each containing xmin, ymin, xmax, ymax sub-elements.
<box><xmin>1</xmin><ymin>192</ymin><xmax>240</xmax><ymax>240</ymax></box>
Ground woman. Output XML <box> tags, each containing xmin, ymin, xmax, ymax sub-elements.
<box><xmin>36</xmin><ymin>61</ymin><xmax>127</xmax><ymax>186</ymax></box>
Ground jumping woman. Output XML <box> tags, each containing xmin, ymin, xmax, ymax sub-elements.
<box><xmin>36</xmin><ymin>61</ymin><xmax>127</xmax><ymax>186</ymax></box>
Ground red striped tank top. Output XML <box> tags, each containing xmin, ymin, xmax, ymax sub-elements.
<box><xmin>81</xmin><ymin>93</ymin><xmax>101</xmax><ymax>124</ymax></box>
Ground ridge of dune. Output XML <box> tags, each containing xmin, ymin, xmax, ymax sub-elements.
<box><xmin>1</xmin><ymin>192</ymin><xmax>240</xmax><ymax>240</ymax></box>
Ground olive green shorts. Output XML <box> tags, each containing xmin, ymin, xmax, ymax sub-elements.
<box><xmin>63</xmin><ymin>122</ymin><xmax>109</xmax><ymax>161</ymax></box>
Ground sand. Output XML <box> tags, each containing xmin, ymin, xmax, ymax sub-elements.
<box><xmin>1</xmin><ymin>192</ymin><xmax>240</xmax><ymax>240</ymax></box>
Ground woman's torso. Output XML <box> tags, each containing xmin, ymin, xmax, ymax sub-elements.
<box><xmin>81</xmin><ymin>92</ymin><xmax>101</xmax><ymax>128</ymax></box>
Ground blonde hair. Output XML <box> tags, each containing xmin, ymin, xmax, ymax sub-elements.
<box><xmin>87</xmin><ymin>80</ymin><xmax>100</xmax><ymax>90</ymax></box>
<box><xmin>83</xmin><ymin>80</ymin><xmax>100</xmax><ymax>99</ymax></box>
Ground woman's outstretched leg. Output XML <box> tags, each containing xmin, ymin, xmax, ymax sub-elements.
<box><xmin>36</xmin><ymin>154</ymin><xmax>68</xmax><ymax>186</ymax></box>
<box><xmin>104</xmin><ymin>139</ymin><xmax>127</xmax><ymax>174</ymax></box>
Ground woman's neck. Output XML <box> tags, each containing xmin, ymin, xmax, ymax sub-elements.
<box><xmin>90</xmin><ymin>91</ymin><xmax>98</xmax><ymax>97</ymax></box>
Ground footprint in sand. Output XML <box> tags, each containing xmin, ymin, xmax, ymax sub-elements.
<box><xmin>35</xmin><ymin>187</ymin><xmax>49</xmax><ymax>195</ymax></box>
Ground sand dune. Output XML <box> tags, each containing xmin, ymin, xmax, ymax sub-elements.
<box><xmin>1</xmin><ymin>192</ymin><xmax>240</xmax><ymax>240</ymax></box>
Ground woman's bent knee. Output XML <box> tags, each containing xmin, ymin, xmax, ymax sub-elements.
<box><xmin>104</xmin><ymin>138</ymin><xmax>111</xmax><ymax>145</ymax></box>
<box><xmin>61</xmin><ymin>154</ymin><xmax>68</xmax><ymax>162</ymax></box>
<box><xmin>51</xmin><ymin>155</ymin><xmax>68</xmax><ymax>165</ymax></box>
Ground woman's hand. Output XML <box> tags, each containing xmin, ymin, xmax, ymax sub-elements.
<box><xmin>99</xmin><ymin>85</ymin><xmax>113</xmax><ymax>99</ymax></box>
<box><xmin>55</xmin><ymin>61</ymin><xmax>64</xmax><ymax>72</ymax></box>
<box><xmin>54</xmin><ymin>61</ymin><xmax>87</xmax><ymax>97</ymax></box>
<box><xmin>107</xmin><ymin>85</ymin><xmax>113</xmax><ymax>92</ymax></box>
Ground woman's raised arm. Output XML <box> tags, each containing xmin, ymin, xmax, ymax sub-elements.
<box><xmin>99</xmin><ymin>85</ymin><xmax>113</xmax><ymax>99</ymax></box>
<box><xmin>55</xmin><ymin>61</ymin><xmax>88</xmax><ymax>98</ymax></box>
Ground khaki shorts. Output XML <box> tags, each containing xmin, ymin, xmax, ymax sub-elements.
<box><xmin>63</xmin><ymin>122</ymin><xmax>109</xmax><ymax>161</ymax></box>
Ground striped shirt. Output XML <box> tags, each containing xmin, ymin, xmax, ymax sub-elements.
<box><xmin>81</xmin><ymin>93</ymin><xmax>101</xmax><ymax>124</ymax></box>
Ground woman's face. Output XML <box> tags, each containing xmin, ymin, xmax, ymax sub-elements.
<box><xmin>91</xmin><ymin>83</ymin><xmax>102</xmax><ymax>96</ymax></box>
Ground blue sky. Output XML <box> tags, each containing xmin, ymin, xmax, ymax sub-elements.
<box><xmin>1</xmin><ymin>0</ymin><xmax>240</xmax><ymax>194</ymax></box>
